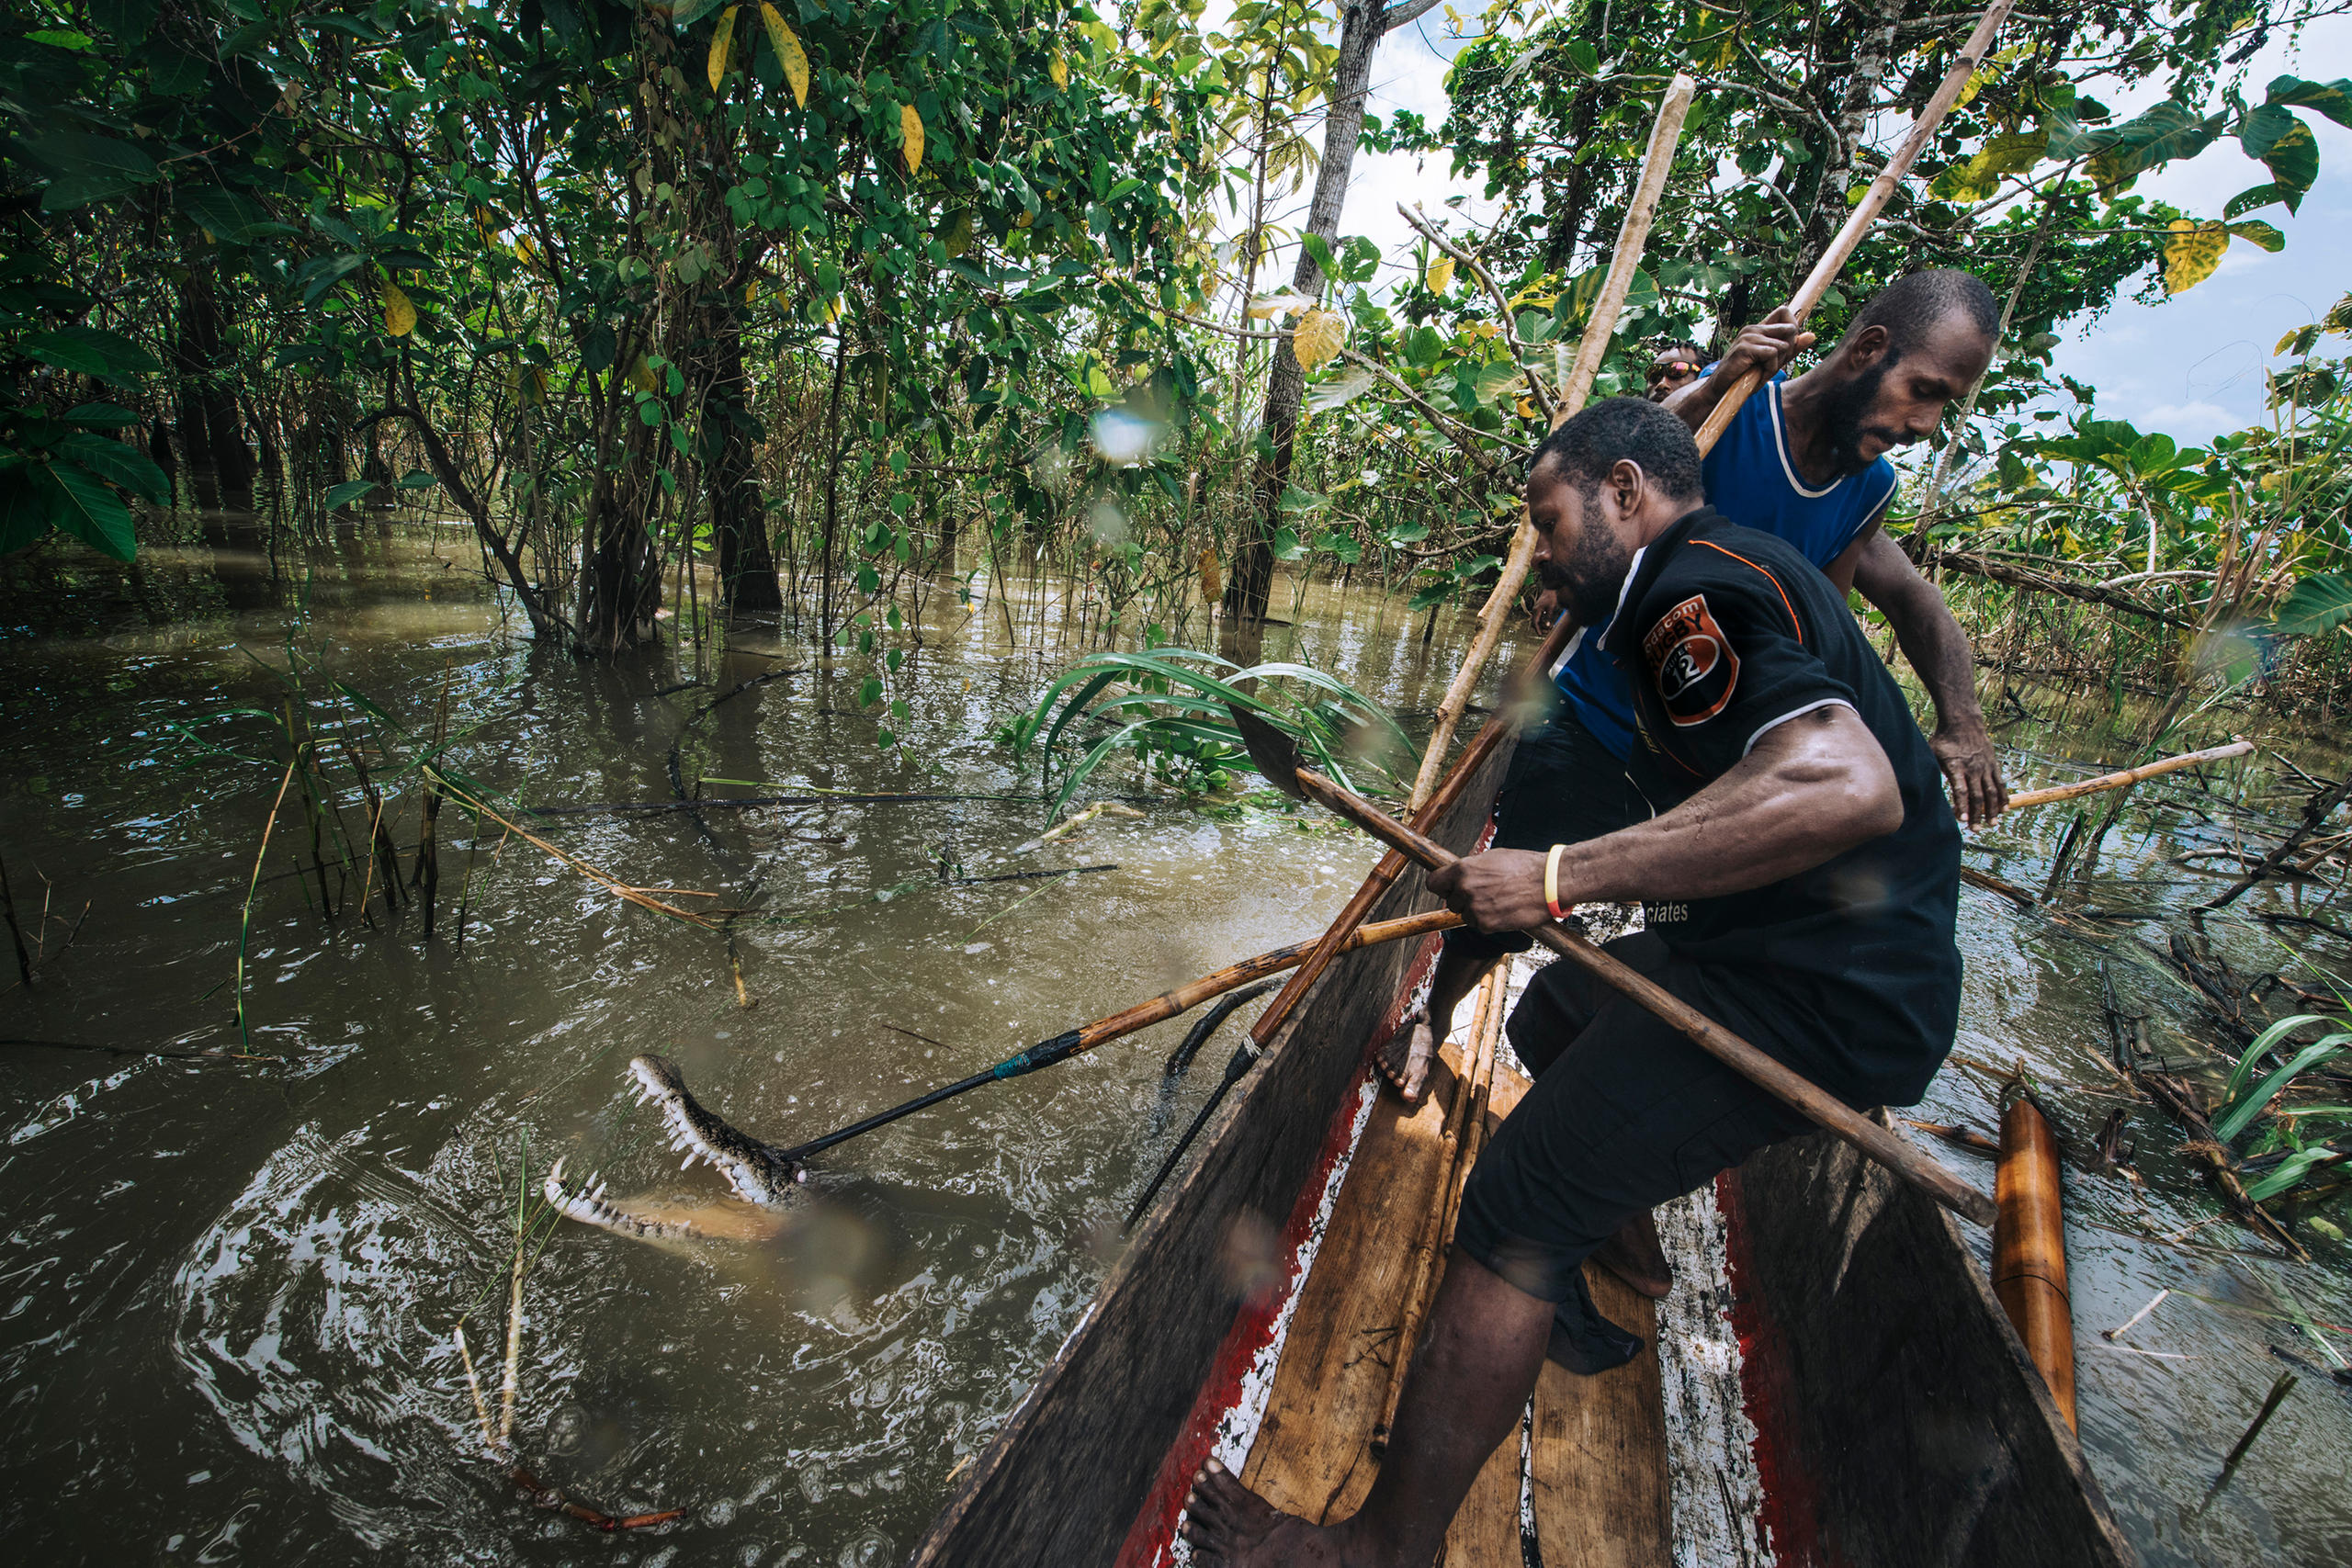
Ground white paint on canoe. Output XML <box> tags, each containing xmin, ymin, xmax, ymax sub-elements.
<box><xmin>1655</xmin><ymin>1179</ymin><xmax>1772</xmax><ymax>1568</ymax></box>
<box><xmin>1166</xmin><ymin>1069</ymin><xmax>1384</xmax><ymax>1566</ymax></box>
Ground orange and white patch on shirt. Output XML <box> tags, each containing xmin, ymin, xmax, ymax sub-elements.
<box><xmin>1642</xmin><ymin>593</ymin><xmax>1739</xmax><ymax>727</ymax></box>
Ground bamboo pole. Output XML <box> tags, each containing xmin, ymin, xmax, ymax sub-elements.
<box><xmin>1993</xmin><ymin>1090</ymin><xmax>2076</xmax><ymax>1430</ymax></box>
<box><xmin>1691</xmin><ymin>0</ymin><xmax>2018</xmax><ymax>454</ymax></box>
<box><xmin>2003</xmin><ymin>739</ymin><xmax>2252</xmax><ymax>811</ymax></box>
<box><xmin>1372</xmin><ymin>964</ymin><xmax>1506</xmax><ymax>1451</ymax></box>
<box><xmin>1405</xmin><ymin>73</ymin><xmax>1698</xmax><ymax>812</ymax></box>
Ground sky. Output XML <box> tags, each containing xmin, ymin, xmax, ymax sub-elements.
<box><xmin>1219</xmin><ymin>10</ymin><xmax>2352</xmax><ymax>451</ymax></box>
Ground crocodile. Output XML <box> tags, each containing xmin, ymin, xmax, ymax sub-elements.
<box><xmin>543</xmin><ymin>1054</ymin><xmax>805</xmax><ymax>1242</ymax></box>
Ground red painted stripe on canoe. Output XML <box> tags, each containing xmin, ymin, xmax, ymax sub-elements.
<box><xmin>1719</xmin><ymin>1164</ymin><xmax>1826</xmax><ymax>1566</ymax></box>
<box><xmin>1113</xmin><ymin>931</ymin><xmax>1448</xmax><ymax>1568</ymax></box>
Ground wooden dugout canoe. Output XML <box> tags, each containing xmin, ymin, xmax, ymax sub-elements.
<box><xmin>908</xmin><ymin>735</ymin><xmax>2136</xmax><ymax>1567</ymax></box>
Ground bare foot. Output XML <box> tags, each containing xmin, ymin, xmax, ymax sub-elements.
<box><xmin>1374</xmin><ymin>1013</ymin><xmax>1435</xmax><ymax>1104</ymax></box>
<box><xmin>1182</xmin><ymin>1460</ymin><xmax>1349</xmax><ymax>1567</ymax></box>
<box><xmin>1589</xmin><ymin>1208</ymin><xmax>1672</xmax><ymax>1300</ymax></box>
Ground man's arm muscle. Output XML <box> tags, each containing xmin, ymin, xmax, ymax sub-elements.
<box><xmin>1430</xmin><ymin>705</ymin><xmax>1902</xmax><ymax>931</ymax></box>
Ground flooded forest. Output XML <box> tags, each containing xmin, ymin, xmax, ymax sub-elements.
<box><xmin>5</xmin><ymin>0</ymin><xmax>2352</xmax><ymax>1564</ymax></box>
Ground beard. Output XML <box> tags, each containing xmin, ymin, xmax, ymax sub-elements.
<box><xmin>1818</xmin><ymin>355</ymin><xmax>1908</xmax><ymax>477</ymax></box>
<box><xmin>1536</xmin><ymin>504</ymin><xmax>1634</xmax><ymax>630</ymax></box>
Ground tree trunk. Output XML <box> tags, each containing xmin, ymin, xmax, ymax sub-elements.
<box><xmin>170</xmin><ymin>270</ymin><xmax>257</xmax><ymax>513</ymax></box>
<box><xmin>1795</xmin><ymin>0</ymin><xmax>1909</xmax><ymax>285</ymax></box>
<box><xmin>1227</xmin><ymin>0</ymin><xmax>1408</xmax><ymax>621</ymax></box>
<box><xmin>694</xmin><ymin>306</ymin><xmax>784</xmax><ymax>614</ymax></box>
<box><xmin>577</xmin><ymin>413</ymin><xmax>665</xmax><ymax>653</ymax></box>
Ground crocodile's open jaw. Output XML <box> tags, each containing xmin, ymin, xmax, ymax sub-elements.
<box><xmin>542</xmin><ymin>1158</ymin><xmax>708</xmax><ymax>1241</ymax></box>
<box><xmin>627</xmin><ymin>1054</ymin><xmax>802</xmax><ymax>1208</ymax></box>
<box><xmin>546</xmin><ymin>1055</ymin><xmax>805</xmax><ymax>1242</ymax></box>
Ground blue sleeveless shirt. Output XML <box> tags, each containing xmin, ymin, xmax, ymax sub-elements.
<box><xmin>1553</xmin><ymin>373</ymin><xmax>1899</xmax><ymax>758</ymax></box>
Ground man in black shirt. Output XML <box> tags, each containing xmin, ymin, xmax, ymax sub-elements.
<box><xmin>1182</xmin><ymin>398</ymin><xmax>1962</xmax><ymax>1568</ymax></box>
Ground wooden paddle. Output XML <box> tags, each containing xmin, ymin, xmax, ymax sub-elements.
<box><xmin>1228</xmin><ymin>705</ymin><xmax>1999</xmax><ymax>1228</ymax></box>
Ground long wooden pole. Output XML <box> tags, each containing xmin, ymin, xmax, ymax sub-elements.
<box><xmin>1373</xmin><ymin>965</ymin><xmax>1506</xmax><ymax>1450</ymax></box>
<box><xmin>1288</xmin><ymin>764</ymin><xmax>2000</xmax><ymax>1227</ymax></box>
<box><xmin>1692</xmin><ymin>0</ymin><xmax>2018</xmax><ymax>453</ymax></box>
<box><xmin>1244</xmin><ymin>15</ymin><xmax>2014</xmax><ymax>1100</ymax></box>
<box><xmin>774</xmin><ymin>908</ymin><xmax>1464</xmax><ymax>1165</ymax></box>
<box><xmin>1236</xmin><ymin>615</ymin><xmax>1581</xmax><ymax>1066</ymax></box>
<box><xmin>1406</xmin><ymin>73</ymin><xmax>1698</xmax><ymax>812</ymax></box>
<box><xmin>2003</xmin><ymin>739</ymin><xmax>2251</xmax><ymax>811</ymax></box>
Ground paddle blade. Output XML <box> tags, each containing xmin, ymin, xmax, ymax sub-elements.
<box><xmin>1227</xmin><ymin>703</ymin><xmax>1307</xmax><ymax>796</ymax></box>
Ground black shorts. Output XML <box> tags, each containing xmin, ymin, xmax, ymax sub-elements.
<box><xmin>1450</xmin><ymin>932</ymin><xmax>1821</xmax><ymax>1304</ymax></box>
<box><xmin>1443</xmin><ymin>708</ymin><xmax>1644</xmax><ymax>964</ymax></box>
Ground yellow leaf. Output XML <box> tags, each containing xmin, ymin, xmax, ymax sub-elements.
<box><xmin>1197</xmin><ymin>547</ymin><xmax>1222</xmax><ymax>604</ymax></box>
<box><xmin>628</xmin><ymin>355</ymin><xmax>658</xmax><ymax>393</ymax></box>
<box><xmin>2163</xmin><ymin>219</ymin><xmax>2229</xmax><ymax>295</ymax></box>
<box><xmin>1425</xmin><ymin>255</ymin><xmax>1454</xmax><ymax>296</ymax></box>
<box><xmin>1515</xmin><ymin>394</ymin><xmax>1538</xmax><ymax>420</ymax></box>
<box><xmin>381</xmin><ymin>279</ymin><xmax>415</xmax><ymax>337</ymax></box>
<box><xmin>900</xmin><ymin>103</ymin><xmax>924</xmax><ymax>175</ymax></box>
<box><xmin>707</xmin><ymin>6</ymin><xmax>738</xmax><ymax>93</ymax></box>
<box><xmin>1050</xmin><ymin>51</ymin><xmax>1068</xmax><ymax>89</ymax></box>
<box><xmin>758</xmin><ymin>3</ymin><xmax>809</xmax><ymax>108</ymax></box>
<box><xmin>939</xmin><ymin>209</ymin><xmax>974</xmax><ymax>258</ymax></box>
<box><xmin>1293</xmin><ymin>308</ymin><xmax>1346</xmax><ymax>373</ymax></box>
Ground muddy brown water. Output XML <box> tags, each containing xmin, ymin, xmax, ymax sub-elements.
<box><xmin>2</xmin><ymin>526</ymin><xmax>2348</xmax><ymax>1566</ymax></box>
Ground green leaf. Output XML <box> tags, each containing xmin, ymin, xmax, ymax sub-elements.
<box><xmin>62</xmin><ymin>403</ymin><xmax>139</xmax><ymax>429</ymax></box>
<box><xmin>25</xmin><ymin>325</ymin><xmax>164</xmax><ymax>384</ymax></box>
<box><xmin>323</xmin><ymin>479</ymin><xmax>376</xmax><ymax>510</ymax></box>
<box><xmin>88</xmin><ymin>0</ymin><xmax>160</xmax><ymax>40</ymax></box>
<box><xmin>0</xmin><ymin>472</ymin><xmax>51</xmax><ymax>556</ymax></box>
<box><xmin>2226</xmin><ymin>219</ymin><xmax>2285</xmax><ymax>253</ymax></box>
<box><xmin>34</xmin><ymin>461</ymin><xmax>138</xmax><ymax>560</ymax></box>
<box><xmin>1299</xmin><ymin>232</ymin><xmax>1337</xmax><ymax>281</ymax></box>
<box><xmin>20</xmin><ymin>131</ymin><xmax>157</xmax><ymax>182</ymax></box>
<box><xmin>2273</xmin><ymin>574</ymin><xmax>2352</xmax><ymax>637</ymax></box>
<box><xmin>2245</xmin><ymin>1146</ymin><xmax>2349</xmax><ymax>1203</ymax></box>
<box><xmin>175</xmin><ymin>184</ymin><xmax>277</xmax><ymax>242</ymax></box>
<box><xmin>2256</xmin><ymin>122</ymin><xmax>2317</xmax><ymax>210</ymax></box>
<box><xmin>57</xmin><ymin>433</ymin><xmax>168</xmax><ymax>503</ymax></box>
<box><xmin>2215</xmin><ymin>1034</ymin><xmax>2352</xmax><ymax>1143</ymax></box>
<box><xmin>2224</xmin><ymin>183</ymin><xmax>2289</xmax><ymax>220</ymax></box>
<box><xmin>2086</xmin><ymin>102</ymin><xmax>2223</xmax><ymax>191</ymax></box>
<box><xmin>2265</xmin><ymin>74</ymin><xmax>2352</xmax><ymax>129</ymax></box>
<box><xmin>2222</xmin><ymin>1014</ymin><xmax>2338</xmax><ymax>1106</ymax></box>
<box><xmin>1271</xmin><ymin>525</ymin><xmax>1306</xmax><ymax>561</ymax></box>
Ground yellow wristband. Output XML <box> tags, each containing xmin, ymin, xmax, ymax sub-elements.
<box><xmin>1544</xmin><ymin>843</ymin><xmax>1567</xmax><ymax>921</ymax></box>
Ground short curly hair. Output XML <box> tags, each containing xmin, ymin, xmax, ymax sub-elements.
<box><xmin>1844</xmin><ymin>269</ymin><xmax>1998</xmax><ymax>360</ymax></box>
<box><xmin>1529</xmin><ymin>396</ymin><xmax>1702</xmax><ymax>502</ymax></box>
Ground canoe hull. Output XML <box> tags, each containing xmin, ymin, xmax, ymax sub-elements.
<box><xmin>1718</xmin><ymin>1128</ymin><xmax>2134</xmax><ymax>1567</ymax></box>
<box><xmin>907</xmin><ymin>738</ymin><xmax>1513</xmax><ymax>1568</ymax></box>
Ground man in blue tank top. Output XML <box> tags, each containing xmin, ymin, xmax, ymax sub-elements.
<box><xmin>1379</xmin><ymin>272</ymin><xmax>2008</xmax><ymax>1294</ymax></box>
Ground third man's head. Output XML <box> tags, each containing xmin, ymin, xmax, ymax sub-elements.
<box><xmin>1525</xmin><ymin>398</ymin><xmax>1704</xmax><ymax>630</ymax></box>
<box><xmin>1815</xmin><ymin>269</ymin><xmax>1998</xmax><ymax>476</ymax></box>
